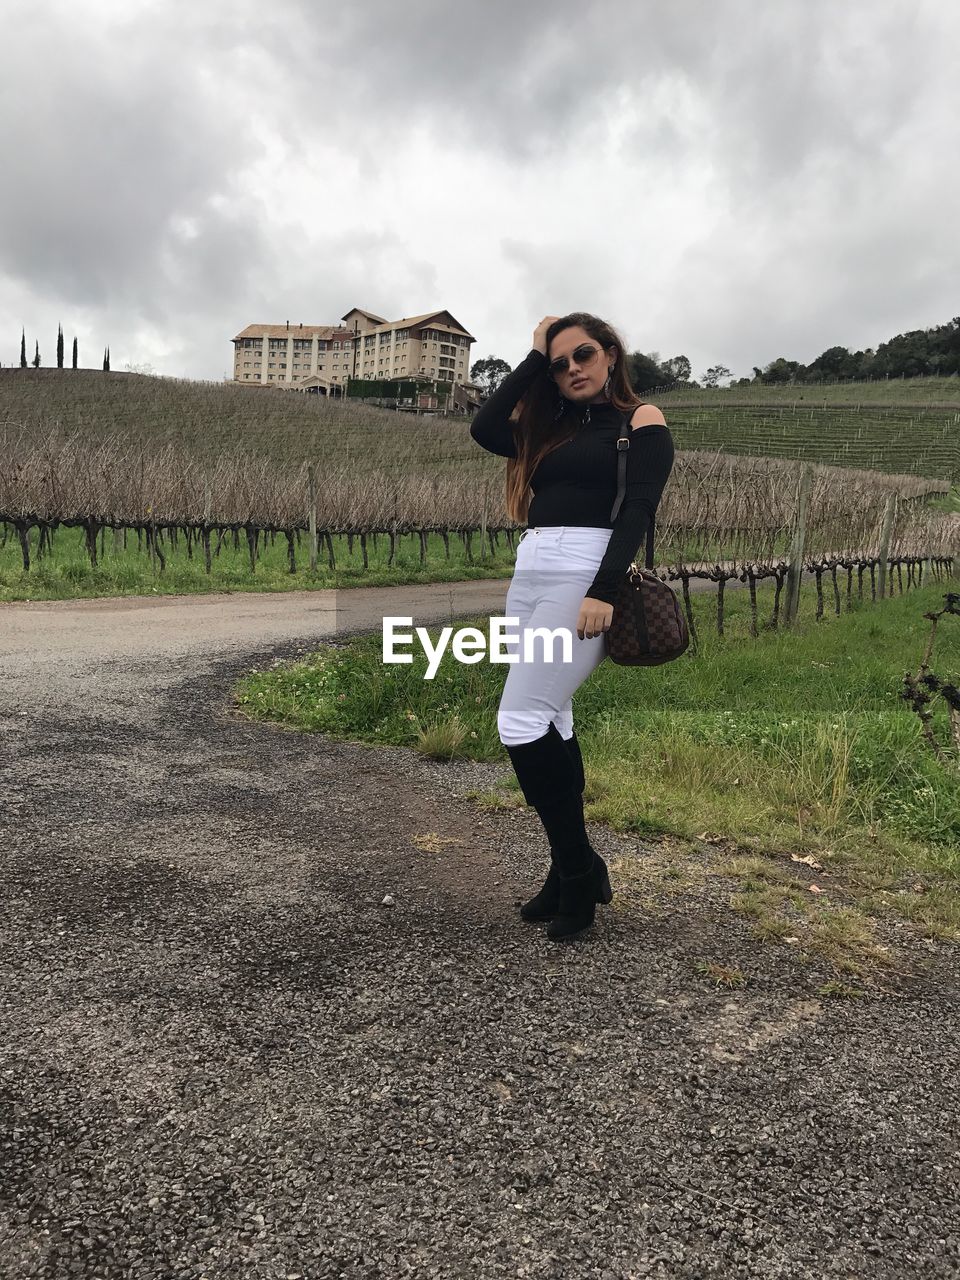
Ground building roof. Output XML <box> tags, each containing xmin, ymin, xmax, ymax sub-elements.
<box><xmin>341</xmin><ymin>308</ymin><xmax>389</xmax><ymax>324</ymax></box>
<box><xmin>400</xmin><ymin>311</ymin><xmax>475</xmax><ymax>340</ymax></box>
<box><xmin>233</xmin><ymin>309</ymin><xmax>476</xmax><ymax>343</ymax></box>
<box><xmin>427</xmin><ymin>322</ymin><xmax>473</xmax><ymax>339</ymax></box>
<box><xmin>232</xmin><ymin>324</ymin><xmax>352</xmax><ymax>341</ymax></box>
<box><xmin>347</xmin><ymin>309</ymin><xmax>476</xmax><ymax>341</ymax></box>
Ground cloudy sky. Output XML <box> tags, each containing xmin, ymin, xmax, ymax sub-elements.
<box><xmin>3</xmin><ymin>0</ymin><xmax>958</xmax><ymax>385</ymax></box>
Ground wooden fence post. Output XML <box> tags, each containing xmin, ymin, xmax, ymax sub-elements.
<box><xmin>876</xmin><ymin>492</ymin><xmax>897</xmax><ymax>599</ymax></box>
<box><xmin>203</xmin><ymin>475</ymin><xmax>213</xmax><ymax>574</ymax></box>
<box><xmin>785</xmin><ymin>462</ymin><xmax>813</xmax><ymax>627</ymax></box>
<box><xmin>308</xmin><ymin>465</ymin><xmax>318</xmax><ymax>573</ymax></box>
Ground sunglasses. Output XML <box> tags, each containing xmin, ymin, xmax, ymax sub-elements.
<box><xmin>547</xmin><ymin>343</ymin><xmax>602</xmax><ymax>379</ymax></box>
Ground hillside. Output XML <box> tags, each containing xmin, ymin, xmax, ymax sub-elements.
<box><xmin>1</xmin><ymin>366</ymin><xmax>958</xmax><ymax>484</ymax></box>
<box><xmin>658</xmin><ymin>375</ymin><xmax>960</xmax><ymax>407</ymax></box>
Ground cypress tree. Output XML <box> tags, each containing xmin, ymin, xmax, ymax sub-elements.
<box><xmin>72</xmin><ymin>336</ymin><xmax>78</xmax><ymax>369</ymax></box>
<box><xmin>57</xmin><ymin>323</ymin><xmax>64</xmax><ymax>368</ymax></box>
<box><xmin>20</xmin><ymin>329</ymin><xmax>26</xmax><ymax>368</ymax></box>
<box><xmin>103</xmin><ymin>345</ymin><xmax>110</xmax><ymax>372</ymax></box>
<box><xmin>33</xmin><ymin>340</ymin><xmax>40</xmax><ymax>368</ymax></box>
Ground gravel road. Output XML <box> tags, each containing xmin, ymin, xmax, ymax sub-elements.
<box><xmin>1</xmin><ymin>583</ymin><xmax>958</xmax><ymax>1279</ymax></box>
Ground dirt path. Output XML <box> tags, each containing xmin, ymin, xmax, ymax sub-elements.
<box><xmin>1</xmin><ymin>583</ymin><xmax>957</xmax><ymax>1279</ymax></box>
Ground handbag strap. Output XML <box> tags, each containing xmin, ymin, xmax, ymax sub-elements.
<box><xmin>610</xmin><ymin>410</ymin><xmax>655</xmax><ymax>570</ymax></box>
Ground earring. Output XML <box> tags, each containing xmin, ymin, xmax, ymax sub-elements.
<box><xmin>603</xmin><ymin>366</ymin><xmax>614</xmax><ymax>399</ymax></box>
<box><xmin>554</xmin><ymin>390</ymin><xmax>566</xmax><ymax>421</ymax></box>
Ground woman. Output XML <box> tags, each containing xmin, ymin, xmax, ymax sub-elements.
<box><xmin>469</xmin><ymin>313</ymin><xmax>675</xmax><ymax>942</ymax></box>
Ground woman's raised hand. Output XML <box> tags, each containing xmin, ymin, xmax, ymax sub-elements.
<box><xmin>532</xmin><ymin>316</ymin><xmax>562</xmax><ymax>355</ymax></box>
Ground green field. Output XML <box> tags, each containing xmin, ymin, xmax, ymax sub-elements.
<box><xmin>4</xmin><ymin>515</ymin><xmax>952</xmax><ymax>604</ymax></box>
<box><xmin>656</xmin><ymin>403</ymin><xmax>959</xmax><ymax>480</ymax></box>
<box><xmin>660</xmin><ymin>374</ymin><xmax>960</xmax><ymax>406</ymax></box>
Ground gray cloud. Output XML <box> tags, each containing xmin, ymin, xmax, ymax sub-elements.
<box><xmin>1</xmin><ymin>0</ymin><xmax>957</xmax><ymax>383</ymax></box>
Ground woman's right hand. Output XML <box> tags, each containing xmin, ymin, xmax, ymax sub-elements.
<box><xmin>532</xmin><ymin>315</ymin><xmax>562</xmax><ymax>355</ymax></box>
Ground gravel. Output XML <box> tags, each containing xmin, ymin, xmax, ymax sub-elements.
<box><xmin>0</xmin><ymin>589</ymin><xmax>958</xmax><ymax>1279</ymax></box>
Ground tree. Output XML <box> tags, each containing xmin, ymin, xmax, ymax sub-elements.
<box><xmin>32</xmin><ymin>340</ymin><xmax>40</xmax><ymax>368</ymax></box>
<box><xmin>625</xmin><ymin>351</ymin><xmax>666</xmax><ymax>392</ymax></box>
<box><xmin>20</xmin><ymin>329</ymin><xmax>26</xmax><ymax>368</ymax></box>
<box><xmin>72</xmin><ymin>336</ymin><xmax>78</xmax><ymax>369</ymax></box>
<box><xmin>660</xmin><ymin>355</ymin><xmax>692</xmax><ymax>383</ymax></box>
<box><xmin>759</xmin><ymin>357</ymin><xmax>803</xmax><ymax>384</ymax></box>
<box><xmin>56</xmin><ymin>323</ymin><xmax>64</xmax><ymax>368</ymax></box>
<box><xmin>470</xmin><ymin>356</ymin><xmax>511</xmax><ymax>394</ymax></box>
<box><xmin>123</xmin><ymin>361</ymin><xmax>156</xmax><ymax>375</ymax></box>
<box><xmin>701</xmin><ymin>364</ymin><xmax>731</xmax><ymax>388</ymax></box>
<box><xmin>103</xmin><ymin>346</ymin><xmax>110</xmax><ymax>372</ymax></box>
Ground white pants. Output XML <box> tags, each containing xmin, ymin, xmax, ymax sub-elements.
<box><xmin>497</xmin><ymin>525</ymin><xmax>614</xmax><ymax>746</ymax></box>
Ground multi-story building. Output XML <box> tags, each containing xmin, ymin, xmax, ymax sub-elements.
<box><xmin>231</xmin><ymin>308</ymin><xmax>476</xmax><ymax>395</ymax></box>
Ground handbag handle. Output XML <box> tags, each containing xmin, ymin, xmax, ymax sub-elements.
<box><xmin>610</xmin><ymin>410</ymin><xmax>655</xmax><ymax>570</ymax></box>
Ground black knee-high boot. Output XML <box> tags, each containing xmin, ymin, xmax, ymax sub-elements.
<box><xmin>564</xmin><ymin>729</ymin><xmax>586</xmax><ymax>795</ymax></box>
<box><xmin>504</xmin><ymin>724</ymin><xmax>612</xmax><ymax>933</ymax></box>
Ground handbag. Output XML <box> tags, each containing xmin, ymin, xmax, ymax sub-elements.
<box><xmin>603</xmin><ymin>414</ymin><xmax>690</xmax><ymax>666</ymax></box>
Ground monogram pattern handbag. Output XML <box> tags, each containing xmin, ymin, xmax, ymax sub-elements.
<box><xmin>604</xmin><ymin>414</ymin><xmax>690</xmax><ymax>666</ymax></box>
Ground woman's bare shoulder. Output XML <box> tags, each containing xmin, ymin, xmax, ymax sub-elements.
<box><xmin>629</xmin><ymin>403</ymin><xmax>668</xmax><ymax>429</ymax></box>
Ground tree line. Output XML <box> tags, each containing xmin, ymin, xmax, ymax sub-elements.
<box><xmin>3</xmin><ymin>326</ymin><xmax>111</xmax><ymax>372</ymax></box>
<box><xmin>471</xmin><ymin>314</ymin><xmax>960</xmax><ymax>393</ymax></box>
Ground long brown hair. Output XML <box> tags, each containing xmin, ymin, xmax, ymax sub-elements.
<box><xmin>504</xmin><ymin>312</ymin><xmax>642</xmax><ymax>524</ymax></box>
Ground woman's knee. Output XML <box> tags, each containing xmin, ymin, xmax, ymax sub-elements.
<box><xmin>497</xmin><ymin>705</ymin><xmax>551</xmax><ymax>747</ymax></box>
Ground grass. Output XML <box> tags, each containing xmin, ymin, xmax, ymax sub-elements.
<box><xmin>695</xmin><ymin>960</ymin><xmax>747</xmax><ymax>989</ymax></box>
<box><xmin>234</xmin><ymin>576</ymin><xmax>960</xmax><ymax>977</ymax></box>
<box><xmin>929</xmin><ymin>485</ymin><xmax>960</xmax><ymax>515</ymax></box>
<box><xmin>3</xmin><ymin>510</ymin><xmax>953</xmax><ymax>605</ymax></box>
<box><xmin>0</xmin><ymin>523</ymin><xmax>518</xmax><ymax>602</ymax></box>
